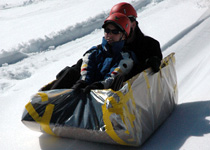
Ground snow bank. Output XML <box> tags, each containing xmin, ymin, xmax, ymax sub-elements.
<box><xmin>0</xmin><ymin>50</ymin><xmax>28</xmax><ymax>66</ymax></box>
<box><xmin>0</xmin><ymin>0</ymin><xmax>48</xmax><ymax>9</ymax></box>
<box><xmin>11</xmin><ymin>13</ymin><xmax>107</xmax><ymax>54</ymax></box>
<box><xmin>0</xmin><ymin>0</ymin><xmax>162</xmax><ymax>66</ymax></box>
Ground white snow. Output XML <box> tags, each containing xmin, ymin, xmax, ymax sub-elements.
<box><xmin>0</xmin><ymin>0</ymin><xmax>210</xmax><ymax>149</ymax></box>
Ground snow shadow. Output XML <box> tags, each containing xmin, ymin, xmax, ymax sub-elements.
<box><xmin>39</xmin><ymin>134</ymin><xmax>139</xmax><ymax>150</ymax></box>
<box><xmin>39</xmin><ymin>100</ymin><xmax>210</xmax><ymax>150</ymax></box>
<box><xmin>141</xmin><ymin>100</ymin><xmax>210</xmax><ymax>150</ymax></box>
<box><xmin>162</xmin><ymin>8</ymin><xmax>210</xmax><ymax>51</ymax></box>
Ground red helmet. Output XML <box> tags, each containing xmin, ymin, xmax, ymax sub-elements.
<box><xmin>110</xmin><ymin>2</ymin><xmax>137</xmax><ymax>18</ymax></box>
<box><xmin>102</xmin><ymin>13</ymin><xmax>131</xmax><ymax>37</ymax></box>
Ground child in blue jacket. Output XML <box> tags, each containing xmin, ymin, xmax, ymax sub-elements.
<box><xmin>73</xmin><ymin>13</ymin><xmax>134</xmax><ymax>92</ymax></box>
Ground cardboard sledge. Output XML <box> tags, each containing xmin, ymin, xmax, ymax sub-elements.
<box><xmin>22</xmin><ymin>53</ymin><xmax>178</xmax><ymax>146</ymax></box>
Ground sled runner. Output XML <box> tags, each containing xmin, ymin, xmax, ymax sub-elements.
<box><xmin>22</xmin><ymin>53</ymin><xmax>178</xmax><ymax>146</ymax></box>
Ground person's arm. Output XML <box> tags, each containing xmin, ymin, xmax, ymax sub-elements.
<box><xmin>80</xmin><ymin>50</ymin><xmax>97</xmax><ymax>84</ymax></box>
<box><xmin>145</xmin><ymin>36</ymin><xmax>163</xmax><ymax>60</ymax></box>
<box><xmin>145</xmin><ymin>36</ymin><xmax>163</xmax><ymax>73</ymax></box>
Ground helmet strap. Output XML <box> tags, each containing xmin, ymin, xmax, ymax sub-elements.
<box><xmin>119</xmin><ymin>33</ymin><xmax>126</xmax><ymax>41</ymax></box>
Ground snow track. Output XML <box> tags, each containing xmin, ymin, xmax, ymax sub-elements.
<box><xmin>162</xmin><ymin>8</ymin><xmax>210</xmax><ymax>51</ymax></box>
<box><xmin>0</xmin><ymin>0</ymin><xmax>162</xmax><ymax>66</ymax></box>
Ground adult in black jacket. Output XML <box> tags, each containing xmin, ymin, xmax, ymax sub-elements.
<box><xmin>110</xmin><ymin>2</ymin><xmax>163</xmax><ymax>80</ymax></box>
<box><xmin>124</xmin><ymin>22</ymin><xmax>163</xmax><ymax>79</ymax></box>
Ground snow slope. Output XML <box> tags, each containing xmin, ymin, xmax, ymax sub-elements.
<box><xmin>1</xmin><ymin>0</ymin><xmax>210</xmax><ymax>149</ymax></box>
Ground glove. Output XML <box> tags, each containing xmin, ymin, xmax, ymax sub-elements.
<box><xmin>146</xmin><ymin>56</ymin><xmax>161</xmax><ymax>73</ymax></box>
<box><xmin>72</xmin><ymin>80</ymin><xmax>88</xmax><ymax>91</ymax></box>
<box><xmin>84</xmin><ymin>82</ymin><xmax>104</xmax><ymax>93</ymax></box>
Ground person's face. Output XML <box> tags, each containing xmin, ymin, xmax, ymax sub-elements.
<box><xmin>104</xmin><ymin>24</ymin><xmax>126</xmax><ymax>44</ymax></box>
<box><xmin>130</xmin><ymin>20</ymin><xmax>136</xmax><ymax>32</ymax></box>
<box><xmin>127</xmin><ymin>20</ymin><xmax>136</xmax><ymax>43</ymax></box>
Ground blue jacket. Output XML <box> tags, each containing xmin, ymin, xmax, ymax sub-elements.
<box><xmin>80</xmin><ymin>37</ymin><xmax>133</xmax><ymax>89</ymax></box>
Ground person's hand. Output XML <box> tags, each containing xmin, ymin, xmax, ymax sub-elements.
<box><xmin>146</xmin><ymin>56</ymin><xmax>161</xmax><ymax>73</ymax></box>
<box><xmin>72</xmin><ymin>80</ymin><xmax>88</xmax><ymax>91</ymax></box>
<box><xmin>84</xmin><ymin>82</ymin><xmax>104</xmax><ymax>93</ymax></box>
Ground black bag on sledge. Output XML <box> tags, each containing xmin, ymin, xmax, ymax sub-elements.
<box><xmin>22</xmin><ymin>89</ymin><xmax>104</xmax><ymax>132</ymax></box>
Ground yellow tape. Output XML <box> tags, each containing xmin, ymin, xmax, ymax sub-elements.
<box><xmin>174</xmin><ymin>83</ymin><xmax>177</xmax><ymax>94</ymax></box>
<box><xmin>37</xmin><ymin>92</ymin><xmax>48</xmax><ymax>102</ymax></box>
<box><xmin>158</xmin><ymin>72</ymin><xmax>162</xmax><ymax>94</ymax></box>
<box><xmin>25</xmin><ymin>102</ymin><xmax>41</xmax><ymax>122</ymax></box>
<box><xmin>172</xmin><ymin>55</ymin><xmax>176</xmax><ymax>63</ymax></box>
<box><xmin>114</xmin><ymin>86</ymin><xmax>135</xmax><ymax>128</ymax></box>
<box><xmin>143</xmin><ymin>71</ymin><xmax>151</xmax><ymax>99</ymax></box>
<box><xmin>143</xmin><ymin>71</ymin><xmax>150</xmax><ymax>89</ymax></box>
<box><xmin>102</xmin><ymin>81</ymin><xmax>137</xmax><ymax>145</ymax></box>
<box><xmin>25</xmin><ymin>102</ymin><xmax>56</xmax><ymax>136</ymax></box>
<box><xmin>102</xmin><ymin>104</ymin><xmax>128</xmax><ymax>145</ymax></box>
<box><xmin>51</xmin><ymin>89</ymin><xmax>72</xmax><ymax>98</ymax></box>
<box><xmin>25</xmin><ymin>92</ymin><xmax>56</xmax><ymax>136</ymax></box>
<box><xmin>40</xmin><ymin>104</ymin><xmax>55</xmax><ymax>135</ymax></box>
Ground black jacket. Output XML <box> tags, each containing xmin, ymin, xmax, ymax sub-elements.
<box><xmin>125</xmin><ymin>24</ymin><xmax>163</xmax><ymax>79</ymax></box>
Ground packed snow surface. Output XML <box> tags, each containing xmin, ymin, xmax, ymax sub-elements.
<box><xmin>1</xmin><ymin>0</ymin><xmax>210</xmax><ymax>149</ymax></box>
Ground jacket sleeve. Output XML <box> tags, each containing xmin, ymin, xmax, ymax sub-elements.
<box><xmin>145</xmin><ymin>36</ymin><xmax>163</xmax><ymax>60</ymax></box>
<box><xmin>80</xmin><ymin>49</ymin><xmax>97</xmax><ymax>84</ymax></box>
<box><xmin>101</xmin><ymin>52</ymin><xmax>134</xmax><ymax>89</ymax></box>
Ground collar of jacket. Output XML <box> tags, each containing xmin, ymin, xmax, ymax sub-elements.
<box><xmin>101</xmin><ymin>37</ymin><xmax>125</xmax><ymax>55</ymax></box>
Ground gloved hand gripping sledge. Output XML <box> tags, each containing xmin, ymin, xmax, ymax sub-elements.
<box><xmin>146</xmin><ymin>56</ymin><xmax>161</xmax><ymax>73</ymax></box>
<box><xmin>84</xmin><ymin>82</ymin><xmax>104</xmax><ymax>93</ymax></box>
<box><xmin>72</xmin><ymin>80</ymin><xmax>88</xmax><ymax>91</ymax></box>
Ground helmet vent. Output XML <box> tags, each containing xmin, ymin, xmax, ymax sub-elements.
<box><xmin>114</xmin><ymin>16</ymin><xmax>119</xmax><ymax>21</ymax></box>
<box><xmin>123</xmin><ymin>9</ymin><xmax>126</xmax><ymax>14</ymax></box>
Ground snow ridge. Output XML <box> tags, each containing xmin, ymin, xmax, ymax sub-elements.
<box><xmin>15</xmin><ymin>13</ymin><xmax>107</xmax><ymax>54</ymax></box>
<box><xmin>0</xmin><ymin>0</ymin><xmax>46</xmax><ymax>10</ymax></box>
<box><xmin>0</xmin><ymin>0</ymin><xmax>162</xmax><ymax>66</ymax></box>
<box><xmin>13</xmin><ymin>0</ymin><xmax>159</xmax><ymax>54</ymax></box>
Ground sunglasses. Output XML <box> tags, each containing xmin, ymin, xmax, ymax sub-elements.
<box><xmin>104</xmin><ymin>28</ymin><xmax>121</xmax><ymax>34</ymax></box>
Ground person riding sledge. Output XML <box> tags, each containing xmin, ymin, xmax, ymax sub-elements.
<box><xmin>110</xmin><ymin>2</ymin><xmax>163</xmax><ymax>79</ymax></box>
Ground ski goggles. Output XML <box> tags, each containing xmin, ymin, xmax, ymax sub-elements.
<box><xmin>104</xmin><ymin>28</ymin><xmax>121</xmax><ymax>34</ymax></box>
